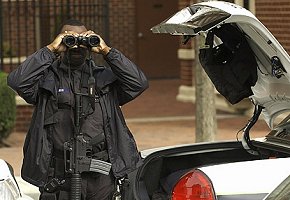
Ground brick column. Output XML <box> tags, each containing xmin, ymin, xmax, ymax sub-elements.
<box><xmin>176</xmin><ymin>0</ymin><xmax>196</xmax><ymax>103</ymax></box>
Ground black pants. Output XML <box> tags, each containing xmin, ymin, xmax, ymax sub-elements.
<box><xmin>39</xmin><ymin>172</ymin><xmax>115</xmax><ymax>200</ymax></box>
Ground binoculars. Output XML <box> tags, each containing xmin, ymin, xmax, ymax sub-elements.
<box><xmin>62</xmin><ymin>35</ymin><xmax>100</xmax><ymax>48</ymax></box>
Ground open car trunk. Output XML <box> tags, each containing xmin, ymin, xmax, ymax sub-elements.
<box><xmin>133</xmin><ymin>140</ymin><xmax>290</xmax><ymax>200</ymax></box>
<box><xmin>131</xmin><ymin>1</ymin><xmax>290</xmax><ymax>200</ymax></box>
<box><xmin>134</xmin><ymin>142</ymin><xmax>258</xmax><ymax>200</ymax></box>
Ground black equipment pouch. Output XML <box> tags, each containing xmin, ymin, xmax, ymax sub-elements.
<box><xmin>199</xmin><ymin>23</ymin><xmax>258</xmax><ymax>104</ymax></box>
<box><xmin>120</xmin><ymin>177</ymin><xmax>130</xmax><ymax>200</ymax></box>
<box><xmin>43</xmin><ymin>157</ymin><xmax>66</xmax><ymax>194</ymax></box>
<box><xmin>112</xmin><ymin>177</ymin><xmax>130</xmax><ymax>200</ymax></box>
<box><xmin>44</xmin><ymin>178</ymin><xmax>65</xmax><ymax>193</ymax></box>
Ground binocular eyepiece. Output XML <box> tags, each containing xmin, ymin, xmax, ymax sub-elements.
<box><xmin>62</xmin><ymin>35</ymin><xmax>100</xmax><ymax>48</ymax></box>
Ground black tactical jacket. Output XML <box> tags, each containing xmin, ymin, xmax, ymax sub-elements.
<box><xmin>7</xmin><ymin>47</ymin><xmax>148</xmax><ymax>187</ymax></box>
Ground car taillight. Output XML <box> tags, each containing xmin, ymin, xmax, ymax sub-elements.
<box><xmin>171</xmin><ymin>169</ymin><xmax>216</xmax><ymax>200</ymax></box>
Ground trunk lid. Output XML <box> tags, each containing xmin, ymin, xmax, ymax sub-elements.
<box><xmin>151</xmin><ymin>1</ymin><xmax>290</xmax><ymax>129</ymax></box>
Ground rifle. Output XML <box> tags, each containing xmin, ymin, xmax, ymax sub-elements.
<box><xmin>63</xmin><ymin>57</ymin><xmax>112</xmax><ymax>200</ymax></box>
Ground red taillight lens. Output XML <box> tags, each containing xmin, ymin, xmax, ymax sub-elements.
<box><xmin>171</xmin><ymin>169</ymin><xmax>215</xmax><ymax>200</ymax></box>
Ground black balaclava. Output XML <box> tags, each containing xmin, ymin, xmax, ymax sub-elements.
<box><xmin>62</xmin><ymin>47</ymin><xmax>88</xmax><ymax>69</ymax></box>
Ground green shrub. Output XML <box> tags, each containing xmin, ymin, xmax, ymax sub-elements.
<box><xmin>0</xmin><ymin>72</ymin><xmax>16</xmax><ymax>144</ymax></box>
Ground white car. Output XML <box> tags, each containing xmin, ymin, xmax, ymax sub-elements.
<box><xmin>127</xmin><ymin>1</ymin><xmax>290</xmax><ymax>200</ymax></box>
<box><xmin>0</xmin><ymin>159</ymin><xmax>34</xmax><ymax>200</ymax></box>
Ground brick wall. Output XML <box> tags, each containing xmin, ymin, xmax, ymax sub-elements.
<box><xmin>108</xmin><ymin>0</ymin><xmax>137</xmax><ymax>61</ymax></box>
<box><xmin>14</xmin><ymin>105</ymin><xmax>34</xmax><ymax>133</ymax></box>
<box><xmin>255</xmin><ymin>0</ymin><xmax>290</xmax><ymax>54</ymax></box>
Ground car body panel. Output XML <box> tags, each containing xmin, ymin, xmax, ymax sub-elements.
<box><xmin>0</xmin><ymin>159</ymin><xmax>33</xmax><ymax>200</ymax></box>
<box><xmin>134</xmin><ymin>140</ymin><xmax>290</xmax><ymax>200</ymax></box>
<box><xmin>0</xmin><ymin>159</ymin><xmax>22</xmax><ymax>200</ymax></box>
<box><xmin>199</xmin><ymin>157</ymin><xmax>290</xmax><ymax>198</ymax></box>
<box><xmin>134</xmin><ymin>141</ymin><xmax>261</xmax><ymax>200</ymax></box>
<box><xmin>151</xmin><ymin>1</ymin><xmax>290</xmax><ymax>129</ymax></box>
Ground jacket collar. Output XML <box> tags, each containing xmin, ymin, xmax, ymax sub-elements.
<box><xmin>39</xmin><ymin>59</ymin><xmax>117</xmax><ymax>97</ymax></box>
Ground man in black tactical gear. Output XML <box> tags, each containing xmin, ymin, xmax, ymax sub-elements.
<box><xmin>7</xmin><ymin>19</ymin><xmax>148</xmax><ymax>200</ymax></box>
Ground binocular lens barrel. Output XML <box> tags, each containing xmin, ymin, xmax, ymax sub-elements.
<box><xmin>62</xmin><ymin>35</ymin><xmax>77</xmax><ymax>48</ymax></box>
<box><xmin>87</xmin><ymin>36</ymin><xmax>100</xmax><ymax>47</ymax></box>
<box><xmin>62</xmin><ymin>35</ymin><xmax>100</xmax><ymax>48</ymax></box>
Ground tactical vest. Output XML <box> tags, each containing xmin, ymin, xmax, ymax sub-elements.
<box><xmin>49</xmin><ymin>63</ymin><xmax>108</xmax><ymax>162</ymax></box>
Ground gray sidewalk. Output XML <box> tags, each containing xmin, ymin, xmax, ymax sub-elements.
<box><xmin>0</xmin><ymin>79</ymin><xmax>270</xmax><ymax>199</ymax></box>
